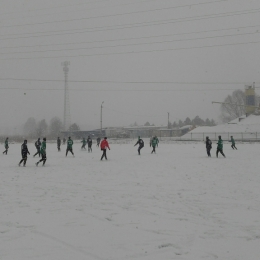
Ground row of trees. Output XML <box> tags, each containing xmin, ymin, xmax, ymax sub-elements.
<box><xmin>141</xmin><ymin>89</ymin><xmax>247</xmax><ymax>127</ymax></box>
<box><xmin>142</xmin><ymin>116</ymin><xmax>216</xmax><ymax>128</ymax></box>
<box><xmin>23</xmin><ymin>117</ymin><xmax>80</xmax><ymax>138</ymax></box>
<box><xmin>171</xmin><ymin>116</ymin><xmax>216</xmax><ymax>128</ymax></box>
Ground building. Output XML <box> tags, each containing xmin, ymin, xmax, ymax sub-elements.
<box><xmin>61</xmin><ymin>125</ymin><xmax>182</xmax><ymax>139</ymax></box>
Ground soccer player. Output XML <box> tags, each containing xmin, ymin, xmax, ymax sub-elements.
<box><xmin>57</xmin><ymin>137</ymin><xmax>61</xmax><ymax>151</ymax></box>
<box><xmin>36</xmin><ymin>138</ymin><xmax>47</xmax><ymax>166</ymax></box>
<box><xmin>3</xmin><ymin>137</ymin><xmax>9</xmax><ymax>155</ymax></box>
<box><xmin>134</xmin><ymin>136</ymin><xmax>144</xmax><ymax>155</ymax></box>
<box><xmin>216</xmin><ymin>136</ymin><xmax>226</xmax><ymax>158</ymax></box>
<box><xmin>33</xmin><ymin>138</ymin><xmax>41</xmax><ymax>157</ymax></box>
<box><xmin>66</xmin><ymin>136</ymin><xmax>74</xmax><ymax>157</ymax></box>
<box><xmin>100</xmin><ymin>137</ymin><xmax>110</xmax><ymax>160</ymax></box>
<box><xmin>205</xmin><ymin>136</ymin><xmax>212</xmax><ymax>157</ymax></box>
<box><xmin>19</xmin><ymin>140</ymin><xmax>30</xmax><ymax>166</ymax></box>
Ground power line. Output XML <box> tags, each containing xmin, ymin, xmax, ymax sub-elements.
<box><xmin>104</xmin><ymin>106</ymin><xmax>167</xmax><ymax>118</ymax></box>
<box><xmin>1</xmin><ymin>23</ymin><xmax>259</xmax><ymax>51</ymax></box>
<box><xmin>0</xmin><ymin>0</ymin><xmax>179</xmax><ymax>21</ymax></box>
<box><xmin>0</xmin><ymin>87</ymin><xmax>240</xmax><ymax>92</ymax></box>
<box><xmin>1</xmin><ymin>39</ymin><xmax>260</xmax><ymax>61</ymax></box>
<box><xmin>1</xmin><ymin>6</ymin><xmax>259</xmax><ymax>41</ymax></box>
<box><xmin>0</xmin><ymin>78</ymin><xmax>256</xmax><ymax>85</ymax></box>
<box><xmin>1</xmin><ymin>31</ymin><xmax>258</xmax><ymax>56</ymax></box>
<box><xmin>0</xmin><ymin>0</ymin><xmax>113</xmax><ymax>16</ymax></box>
<box><xmin>0</xmin><ymin>0</ymin><xmax>226</xmax><ymax>29</ymax></box>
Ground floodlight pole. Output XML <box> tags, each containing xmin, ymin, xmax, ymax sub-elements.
<box><xmin>100</xmin><ymin>101</ymin><xmax>104</xmax><ymax>136</ymax></box>
<box><xmin>61</xmin><ymin>61</ymin><xmax>71</xmax><ymax>131</ymax></box>
<box><xmin>168</xmin><ymin>112</ymin><xmax>170</xmax><ymax>129</ymax></box>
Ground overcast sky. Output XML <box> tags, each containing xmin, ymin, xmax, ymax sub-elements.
<box><xmin>1</xmin><ymin>0</ymin><xmax>260</xmax><ymax>134</ymax></box>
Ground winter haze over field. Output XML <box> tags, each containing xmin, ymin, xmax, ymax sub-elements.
<box><xmin>1</xmin><ymin>0</ymin><xmax>260</xmax><ymax>132</ymax></box>
<box><xmin>1</xmin><ymin>1</ymin><xmax>260</xmax><ymax>259</ymax></box>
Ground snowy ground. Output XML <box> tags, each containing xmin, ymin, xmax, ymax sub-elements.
<box><xmin>1</xmin><ymin>141</ymin><xmax>260</xmax><ymax>260</ymax></box>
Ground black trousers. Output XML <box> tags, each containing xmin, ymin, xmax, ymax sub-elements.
<box><xmin>101</xmin><ymin>149</ymin><xmax>107</xmax><ymax>160</ymax></box>
<box><xmin>206</xmin><ymin>147</ymin><xmax>211</xmax><ymax>157</ymax></box>
<box><xmin>88</xmin><ymin>144</ymin><xmax>92</xmax><ymax>152</ymax></box>
<box><xmin>34</xmin><ymin>147</ymin><xmax>41</xmax><ymax>157</ymax></box>
<box><xmin>19</xmin><ymin>156</ymin><xmax>27</xmax><ymax>166</ymax></box>
<box><xmin>81</xmin><ymin>144</ymin><xmax>86</xmax><ymax>150</ymax></box>
<box><xmin>231</xmin><ymin>144</ymin><xmax>237</xmax><ymax>150</ymax></box>
<box><xmin>66</xmin><ymin>148</ymin><xmax>74</xmax><ymax>156</ymax></box>
<box><xmin>138</xmin><ymin>145</ymin><xmax>144</xmax><ymax>155</ymax></box>
<box><xmin>216</xmin><ymin>148</ymin><xmax>225</xmax><ymax>158</ymax></box>
<box><xmin>57</xmin><ymin>144</ymin><xmax>61</xmax><ymax>151</ymax></box>
<box><xmin>151</xmin><ymin>146</ymin><xmax>156</xmax><ymax>153</ymax></box>
<box><xmin>38</xmin><ymin>153</ymin><xmax>47</xmax><ymax>165</ymax></box>
<box><xmin>3</xmin><ymin>146</ymin><xmax>8</xmax><ymax>154</ymax></box>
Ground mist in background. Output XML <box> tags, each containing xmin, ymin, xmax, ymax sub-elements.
<box><xmin>1</xmin><ymin>0</ymin><xmax>260</xmax><ymax>135</ymax></box>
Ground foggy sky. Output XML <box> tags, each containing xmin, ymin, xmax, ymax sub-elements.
<box><xmin>1</xmin><ymin>0</ymin><xmax>260</xmax><ymax>134</ymax></box>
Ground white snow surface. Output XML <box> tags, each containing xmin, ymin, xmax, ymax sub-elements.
<box><xmin>1</xmin><ymin>141</ymin><xmax>260</xmax><ymax>260</ymax></box>
<box><xmin>187</xmin><ymin>114</ymin><xmax>260</xmax><ymax>134</ymax></box>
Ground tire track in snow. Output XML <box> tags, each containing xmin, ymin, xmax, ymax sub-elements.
<box><xmin>33</xmin><ymin>230</ymin><xmax>105</xmax><ymax>260</ymax></box>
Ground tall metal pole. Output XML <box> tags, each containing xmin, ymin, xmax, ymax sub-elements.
<box><xmin>167</xmin><ymin>112</ymin><xmax>170</xmax><ymax>129</ymax></box>
<box><xmin>100</xmin><ymin>101</ymin><xmax>104</xmax><ymax>136</ymax></box>
<box><xmin>62</xmin><ymin>61</ymin><xmax>71</xmax><ymax>131</ymax></box>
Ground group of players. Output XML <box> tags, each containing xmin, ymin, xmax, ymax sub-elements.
<box><xmin>205</xmin><ymin>135</ymin><xmax>237</xmax><ymax>158</ymax></box>
<box><xmin>2</xmin><ymin>134</ymin><xmax>238</xmax><ymax>166</ymax></box>
<box><xmin>2</xmin><ymin>136</ymin><xmax>111</xmax><ymax>167</ymax></box>
<box><xmin>134</xmin><ymin>136</ymin><xmax>159</xmax><ymax>155</ymax></box>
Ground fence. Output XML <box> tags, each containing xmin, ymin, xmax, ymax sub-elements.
<box><xmin>160</xmin><ymin>132</ymin><xmax>260</xmax><ymax>142</ymax></box>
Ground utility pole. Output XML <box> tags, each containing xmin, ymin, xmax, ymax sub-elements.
<box><xmin>100</xmin><ymin>101</ymin><xmax>104</xmax><ymax>136</ymax></box>
<box><xmin>62</xmin><ymin>61</ymin><xmax>71</xmax><ymax>131</ymax></box>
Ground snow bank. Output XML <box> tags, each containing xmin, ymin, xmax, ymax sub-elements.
<box><xmin>182</xmin><ymin>115</ymin><xmax>260</xmax><ymax>140</ymax></box>
<box><xmin>191</xmin><ymin>115</ymin><xmax>260</xmax><ymax>133</ymax></box>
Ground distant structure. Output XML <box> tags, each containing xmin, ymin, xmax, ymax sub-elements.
<box><xmin>62</xmin><ymin>61</ymin><xmax>71</xmax><ymax>131</ymax></box>
<box><xmin>213</xmin><ymin>82</ymin><xmax>259</xmax><ymax>117</ymax></box>
<box><xmin>245</xmin><ymin>83</ymin><xmax>256</xmax><ymax>115</ymax></box>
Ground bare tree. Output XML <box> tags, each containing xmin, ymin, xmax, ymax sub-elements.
<box><xmin>24</xmin><ymin>117</ymin><xmax>37</xmax><ymax>138</ymax></box>
<box><xmin>221</xmin><ymin>90</ymin><xmax>245</xmax><ymax>123</ymax></box>
<box><xmin>69</xmin><ymin>123</ymin><xmax>80</xmax><ymax>132</ymax></box>
<box><xmin>36</xmin><ymin>119</ymin><xmax>48</xmax><ymax>137</ymax></box>
<box><xmin>49</xmin><ymin>117</ymin><xmax>63</xmax><ymax>138</ymax></box>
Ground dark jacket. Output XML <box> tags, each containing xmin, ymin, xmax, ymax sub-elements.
<box><xmin>21</xmin><ymin>143</ymin><xmax>30</xmax><ymax>156</ymax></box>
<box><xmin>35</xmin><ymin>139</ymin><xmax>41</xmax><ymax>149</ymax></box>
<box><xmin>206</xmin><ymin>139</ymin><xmax>212</xmax><ymax>149</ymax></box>
<box><xmin>134</xmin><ymin>139</ymin><xmax>144</xmax><ymax>147</ymax></box>
<box><xmin>87</xmin><ymin>137</ymin><xmax>92</xmax><ymax>145</ymax></box>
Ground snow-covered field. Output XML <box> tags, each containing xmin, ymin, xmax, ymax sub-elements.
<box><xmin>1</xmin><ymin>141</ymin><xmax>260</xmax><ymax>260</ymax></box>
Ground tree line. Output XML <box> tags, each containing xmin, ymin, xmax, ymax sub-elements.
<box><xmin>142</xmin><ymin>116</ymin><xmax>216</xmax><ymax>128</ymax></box>
<box><xmin>23</xmin><ymin>117</ymin><xmax>80</xmax><ymax>139</ymax></box>
<box><xmin>171</xmin><ymin>116</ymin><xmax>216</xmax><ymax>128</ymax></box>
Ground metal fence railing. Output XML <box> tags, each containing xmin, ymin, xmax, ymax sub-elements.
<box><xmin>160</xmin><ymin>132</ymin><xmax>260</xmax><ymax>142</ymax></box>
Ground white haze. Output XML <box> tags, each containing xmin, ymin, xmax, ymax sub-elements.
<box><xmin>0</xmin><ymin>0</ymin><xmax>260</xmax><ymax>134</ymax></box>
